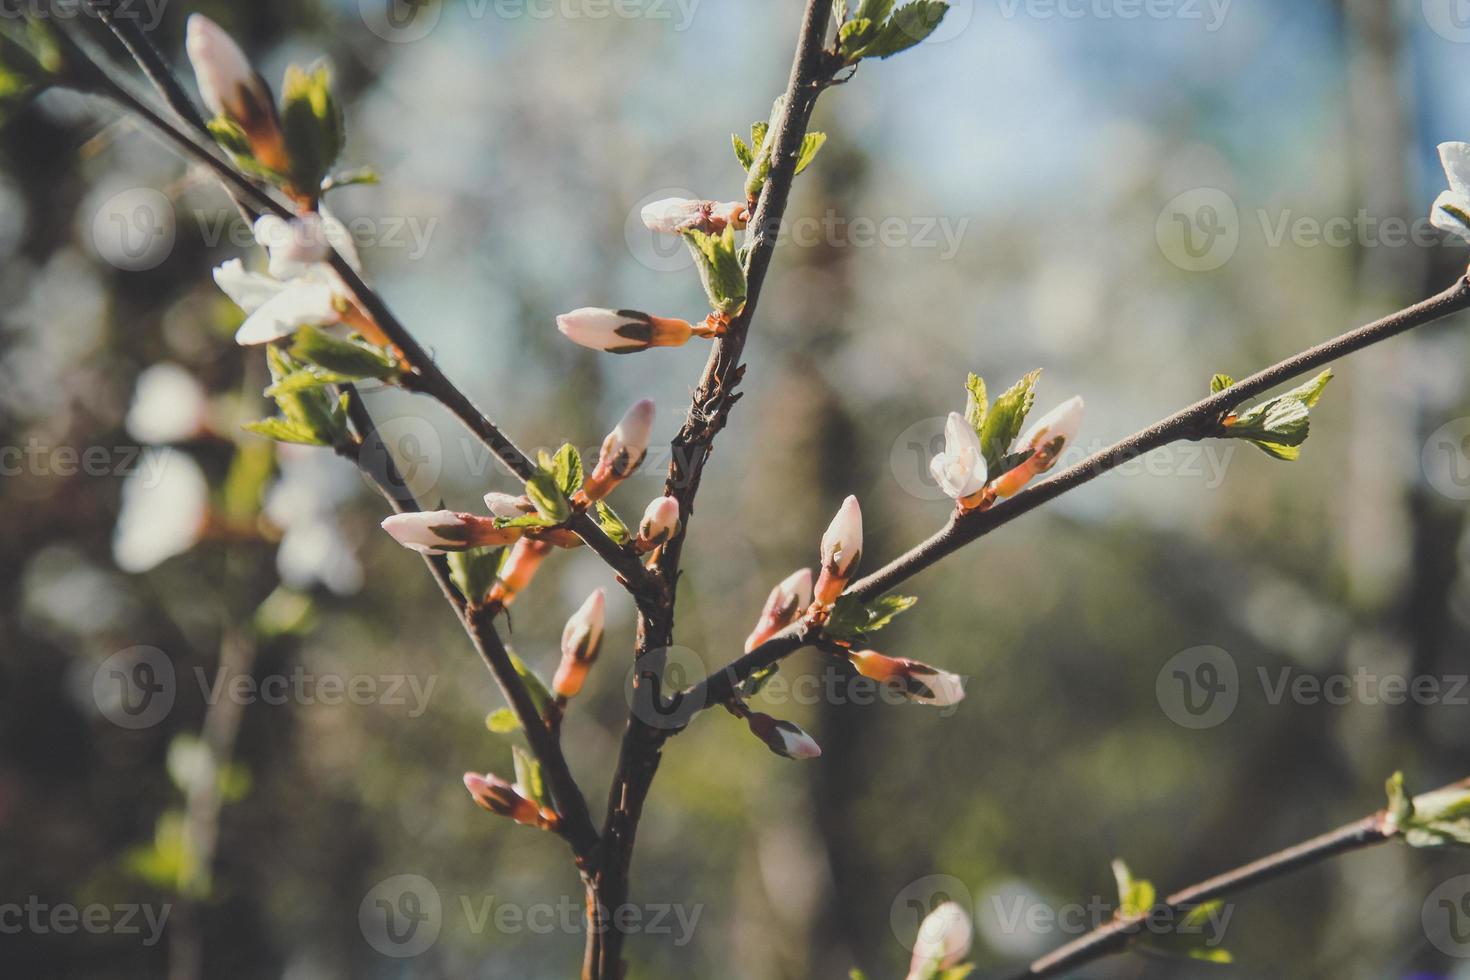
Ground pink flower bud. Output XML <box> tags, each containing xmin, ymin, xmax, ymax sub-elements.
<box><xmin>582</xmin><ymin>399</ymin><xmax>655</xmax><ymax>501</ymax></box>
<box><xmin>929</xmin><ymin>412</ymin><xmax>988</xmax><ymax>501</ymax></box>
<box><xmin>554</xmin><ymin>589</ymin><xmax>606</xmax><ymax>698</ymax></box>
<box><xmin>744</xmin><ymin>568</ymin><xmax>814</xmax><ymax>652</ymax></box>
<box><xmin>637</xmin><ymin>495</ymin><xmax>682</xmax><ymax>547</ymax></box>
<box><xmin>185</xmin><ymin>15</ymin><xmax>287</xmax><ymax>172</ymax></box>
<box><xmin>462</xmin><ymin>772</ymin><xmax>557</xmax><ymax>829</ymax></box>
<box><xmin>483</xmin><ymin>492</ymin><xmax>535</xmax><ymax>519</ymax></box>
<box><xmin>640</xmin><ymin>198</ymin><xmax>749</xmax><ymax>235</ymax></box>
<box><xmin>992</xmin><ymin>396</ymin><xmax>1085</xmax><ymax>499</ymax></box>
<box><xmin>814</xmin><ymin>495</ymin><xmax>862</xmax><ymax>604</ymax></box>
<box><xmin>381</xmin><ymin>511</ymin><xmax>522</xmax><ymax>555</ymax></box>
<box><xmin>905</xmin><ymin>901</ymin><xmax>973</xmax><ymax>980</ymax></box>
<box><xmin>556</xmin><ymin>308</ymin><xmax>694</xmax><ymax>354</ymax></box>
<box><xmin>849</xmin><ymin>650</ymin><xmax>966</xmax><ymax>707</ymax></box>
<box><xmin>745</xmin><ymin>711</ymin><xmax>822</xmax><ymax>760</ymax></box>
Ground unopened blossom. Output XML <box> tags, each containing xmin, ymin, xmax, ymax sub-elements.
<box><xmin>640</xmin><ymin>197</ymin><xmax>748</xmax><ymax>235</ymax></box>
<box><xmin>744</xmin><ymin>567</ymin><xmax>814</xmax><ymax>652</ymax></box>
<box><xmin>637</xmin><ymin>495</ymin><xmax>682</xmax><ymax>548</ymax></box>
<box><xmin>992</xmin><ymin>396</ymin><xmax>1084</xmax><ymax>499</ymax></box>
<box><xmin>462</xmin><ymin>772</ymin><xmax>558</xmax><ymax>830</ymax></box>
<box><xmin>1432</xmin><ymin>142</ymin><xmax>1470</xmax><ymax>242</ymax></box>
<box><xmin>253</xmin><ymin>213</ymin><xmax>331</xmax><ymax>279</ymax></box>
<box><xmin>556</xmin><ymin>308</ymin><xmax>699</xmax><ymax>354</ymax></box>
<box><xmin>929</xmin><ymin>412</ymin><xmax>988</xmax><ymax>505</ymax></box>
<box><xmin>380</xmin><ymin>511</ymin><xmax>522</xmax><ymax>555</ymax></box>
<box><xmin>125</xmin><ymin>363</ymin><xmax>209</xmax><ymax>445</ymax></box>
<box><xmin>185</xmin><ymin>14</ymin><xmax>289</xmax><ymax>173</ymax></box>
<box><xmin>581</xmin><ymin>399</ymin><xmax>655</xmax><ymax>501</ymax></box>
<box><xmin>745</xmin><ymin>711</ymin><xmax>821</xmax><ymax>760</ymax></box>
<box><xmin>487</xmin><ymin>538</ymin><xmax>552</xmax><ymax>608</ymax></box>
<box><xmin>483</xmin><ymin>491</ymin><xmax>536</xmax><ymax>520</ymax></box>
<box><xmin>814</xmin><ymin>495</ymin><xmax>862</xmax><ymax>605</ymax></box>
<box><xmin>905</xmin><ymin>901</ymin><xmax>974</xmax><ymax>980</ymax></box>
<box><xmin>554</xmin><ymin>589</ymin><xmax>607</xmax><ymax>698</ymax></box>
<box><xmin>848</xmin><ymin>649</ymin><xmax>965</xmax><ymax>707</ymax></box>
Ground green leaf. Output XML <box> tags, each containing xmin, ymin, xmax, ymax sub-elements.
<box><xmin>252</xmin><ymin>345</ymin><xmax>348</xmax><ymax>447</ymax></box>
<box><xmin>594</xmin><ymin>500</ymin><xmax>632</xmax><ymax>545</ymax></box>
<box><xmin>795</xmin><ymin>132</ymin><xmax>828</xmax><ymax>175</ymax></box>
<box><xmin>743</xmin><ymin>102</ymin><xmax>783</xmax><ymax>201</ymax></box>
<box><xmin>936</xmin><ymin>968</ymin><xmax>976</xmax><ymax>980</ymax></box>
<box><xmin>751</xmin><ymin>120</ymin><xmax>769</xmax><ymax>155</ymax></box>
<box><xmin>447</xmin><ymin>546</ymin><xmax>506</xmax><ymax>606</ymax></box>
<box><xmin>486</xmin><ymin>708</ymin><xmax>520</xmax><ymax>734</ymax></box>
<box><xmin>963</xmin><ymin>373</ymin><xmax>988</xmax><ymax>433</ymax></box>
<box><xmin>1112</xmin><ymin>859</ymin><xmax>1155</xmax><ymax>918</ymax></box>
<box><xmin>508</xmin><ymin>650</ymin><xmax>553</xmax><ymax>719</ymax></box>
<box><xmin>280</xmin><ymin>63</ymin><xmax>344</xmax><ymax>195</ymax></box>
<box><xmin>206</xmin><ymin>116</ymin><xmax>288</xmax><ymax>183</ymax></box>
<box><xmin>856</xmin><ymin>0</ymin><xmax>896</xmax><ymax>20</ymax></box>
<box><xmin>855</xmin><ymin>1</ymin><xmax>951</xmax><ymax>59</ymax></box>
<box><xmin>979</xmin><ymin>369</ymin><xmax>1041</xmax><ymax>471</ymax></box>
<box><xmin>242</xmin><ymin>416</ymin><xmax>330</xmax><ymax>446</ymax></box>
<box><xmin>732</xmin><ymin>133</ymin><xmax>754</xmax><ymax>171</ymax></box>
<box><xmin>253</xmin><ymin>587</ymin><xmax>317</xmax><ymax>639</ymax></box>
<box><xmin>524</xmin><ymin>465</ymin><xmax>572</xmax><ymax>524</ymax></box>
<box><xmin>838</xmin><ymin>17</ymin><xmax>879</xmax><ymax>58</ymax></box>
<box><xmin>220</xmin><ymin>440</ymin><xmax>275</xmax><ymax>525</ymax></box>
<box><xmin>683</xmin><ymin>226</ymin><xmax>748</xmax><ymax>316</ymax></box>
<box><xmin>512</xmin><ymin>745</ymin><xmax>548</xmax><ymax>808</ymax></box>
<box><xmin>848</xmin><ymin>971</ymin><xmax>869</xmax><ymax>980</ymax></box>
<box><xmin>1223</xmin><ymin>370</ymin><xmax>1332</xmax><ymax>460</ymax></box>
<box><xmin>1390</xmin><ymin>774</ymin><xmax>1470</xmax><ymax>850</ymax></box>
<box><xmin>1210</xmin><ymin>373</ymin><xmax>1234</xmax><ymax>394</ymax></box>
<box><xmin>289</xmin><ymin>325</ymin><xmax>400</xmax><ymax>382</ymax></box>
<box><xmin>549</xmin><ymin>443</ymin><xmax>584</xmax><ymax>497</ymax></box>
<box><xmin>824</xmin><ymin>593</ymin><xmax>918</xmax><ymax>641</ymax></box>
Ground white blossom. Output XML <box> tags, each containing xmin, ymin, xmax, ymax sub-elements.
<box><xmin>928</xmin><ymin>412</ymin><xmax>988</xmax><ymax>500</ymax></box>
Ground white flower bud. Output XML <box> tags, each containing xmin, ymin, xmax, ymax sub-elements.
<box><xmin>186</xmin><ymin>15</ymin><xmax>286</xmax><ymax>172</ymax></box>
<box><xmin>556</xmin><ymin>308</ymin><xmax>693</xmax><ymax>354</ymax></box>
<box><xmin>815</xmin><ymin>495</ymin><xmax>862</xmax><ymax>604</ymax></box>
<box><xmin>555</xmin><ymin>588</ymin><xmax>606</xmax><ymax>698</ymax></box>
<box><xmin>483</xmin><ymin>492</ymin><xmax>535</xmax><ymax>519</ymax></box>
<box><xmin>380</xmin><ymin>511</ymin><xmax>519</xmax><ymax>555</ymax></box>
<box><xmin>637</xmin><ymin>495</ymin><xmax>682</xmax><ymax>546</ymax></box>
<box><xmin>1016</xmin><ymin>396</ymin><xmax>1084</xmax><ymax>462</ymax></box>
<box><xmin>849</xmin><ymin>650</ymin><xmax>966</xmax><ymax>707</ymax></box>
<box><xmin>640</xmin><ymin>198</ymin><xmax>748</xmax><ymax>235</ymax></box>
<box><xmin>928</xmin><ymin>412</ymin><xmax>989</xmax><ymax>500</ymax></box>
<box><xmin>906</xmin><ymin>901</ymin><xmax>973</xmax><ymax>980</ymax></box>
<box><xmin>745</xmin><ymin>568</ymin><xmax>814</xmax><ymax>652</ymax></box>
<box><xmin>746</xmin><ymin>711</ymin><xmax>822</xmax><ymax>760</ymax></box>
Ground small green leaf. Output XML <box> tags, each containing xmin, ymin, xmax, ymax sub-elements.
<box><xmin>683</xmin><ymin>226</ymin><xmax>748</xmax><ymax>316</ymax></box>
<box><xmin>979</xmin><ymin>369</ymin><xmax>1041</xmax><ymax>471</ymax></box>
<box><xmin>1223</xmin><ymin>370</ymin><xmax>1332</xmax><ymax>460</ymax></box>
<box><xmin>524</xmin><ymin>467</ymin><xmax>572</xmax><ymax>524</ymax></box>
<box><xmin>509</xmin><ymin>650</ymin><xmax>553</xmax><ymax>719</ymax></box>
<box><xmin>963</xmin><ymin>373</ymin><xmax>988</xmax><ymax>433</ymax></box>
<box><xmin>856</xmin><ymin>0</ymin><xmax>896</xmax><ymax>20</ymax></box>
<box><xmin>848</xmin><ymin>970</ymin><xmax>869</xmax><ymax>980</ymax></box>
<box><xmin>824</xmin><ymin>593</ymin><xmax>918</xmax><ymax>641</ymax></box>
<box><xmin>751</xmin><ymin>120</ymin><xmax>769</xmax><ymax>155</ymax></box>
<box><xmin>280</xmin><ymin>63</ymin><xmax>344</xmax><ymax>196</ymax></box>
<box><xmin>447</xmin><ymin>546</ymin><xmax>506</xmax><ymax>606</ymax></box>
<box><xmin>795</xmin><ymin>132</ymin><xmax>828</xmax><ymax>175</ymax></box>
<box><xmin>1112</xmin><ymin>859</ymin><xmax>1155</xmax><ymax>918</ymax></box>
<box><xmin>1390</xmin><ymin>773</ymin><xmax>1470</xmax><ymax>850</ymax></box>
<box><xmin>743</xmin><ymin>103</ymin><xmax>783</xmax><ymax>201</ymax></box>
<box><xmin>242</xmin><ymin>416</ymin><xmax>330</xmax><ymax>446</ymax></box>
<box><xmin>732</xmin><ymin>133</ymin><xmax>754</xmax><ymax>171</ymax></box>
<box><xmin>486</xmin><ymin>708</ymin><xmax>520</xmax><ymax>734</ymax></box>
<box><xmin>594</xmin><ymin>500</ymin><xmax>632</xmax><ymax>545</ymax></box>
<box><xmin>289</xmin><ymin>325</ymin><xmax>400</xmax><ymax>382</ymax></box>
<box><xmin>854</xmin><ymin>1</ymin><xmax>950</xmax><ymax>59</ymax></box>
<box><xmin>838</xmin><ymin>17</ymin><xmax>879</xmax><ymax>58</ymax></box>
<box><xmin>512</xmin><ymin>745</ymin><xmax>548</xmax><ymax>808</ymax></box>
<box><xmin>549</xmin><ymin>443</ymin><xmax>584</xmax><ymax>497</ymax></box>
<box><xmin>1210</xmin><ymin>373</ymin><xmax>1234</xmax><ymax>394</ymax></box>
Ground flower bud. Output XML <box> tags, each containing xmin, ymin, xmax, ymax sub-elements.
<box><xmin>581</xmin><ymin>399</ymin><xmax>655</xmax><ymax>501</ymax></box>
<box><xmin>462</xmin><ymin>772</ymin><xmax>558</xmax><ymax>830</ymax></box>
<box><xmin>486</xmin><ymin>537</ymin><xmax>552</xmax><ymax>608</ymax></box>
<box><xmin>554</xmin><ymin>588</ymin><xmax>606</xmax><ymax>698</ymax></box>
<box><xmin>849</xmin><ymin>650</ymin><xmax>965</xmax><ymax>707</ymax></box>
<box><xmin>186</xmin><ymin>15</ymin><xmax>289</xmax><ymax>173</ymax></box>
<box><xmin>929</xmin><ymin>412</ymin><xmax>989</xmax><ymax>504</ymax></box>
<box><xmin>905</xmin><ymin>901</ymin><xmax>974</xmax><ymax>980</ymax></box>
<box><xmin>483</xmin><ymin>492</ymin><xmax>536</xmax><ymax>519</ymax></box>
<box><xmin>637</xmin><ymin>495</ymin><xmax>682</xmax><ymax>547</ymax></box>
<box><xmin>253</xmin><ymin>213</ymin><xmax>330</xmax><ymax>280</ymax></box>
<box><xmin>745</xmin><ymin>568</ymin><xmax>814</xmax><ymax>652</ymax></box>
<box><xmin>745</xmin><ymin>711</ymin><xmax>822</xmax><ymax>760</ymax></box>
<box><xmin>556</xmin><ymin>308</ymin><xmax>695</xmax><ymax>354</ymax></box>
<box><xmin>381</xmin><ymin>511</ymin><xmax>522</xmax><ymax>555</ymax></box>
<box><xmin>641</xmin><ymin>197</ymin><xmax>749</xmax><ymax>235</ymax></box>
<box><xmin>814</xmin><ymin>495</ymin><xmax>862</xmax><ymax>605</ymax></box>
<box><xmin>992</xmin><ymin>396</ymin><xmax>1084</xmax><ymax>499</ymax></box>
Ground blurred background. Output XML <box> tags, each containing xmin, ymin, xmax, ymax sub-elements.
<box><xmin>3</xmin><ymin>0</ymin><xmax>1470</xmax><ymax>976</ymax></box>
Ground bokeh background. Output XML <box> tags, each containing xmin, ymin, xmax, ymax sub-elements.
<box><xmin>4</xmin><ymin>0</ymin><xmax>1470</xmax><ymax>977</ymax></box>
